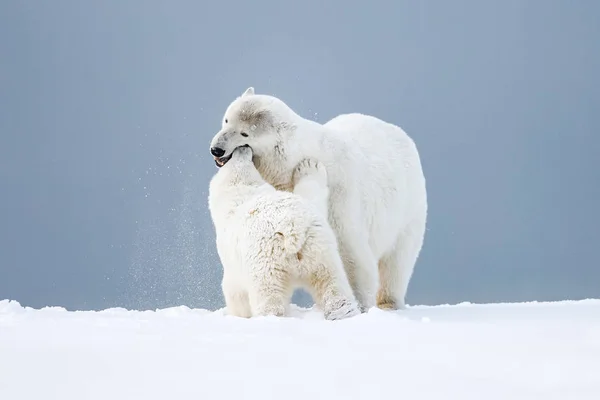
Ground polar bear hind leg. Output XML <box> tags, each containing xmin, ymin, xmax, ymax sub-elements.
<box><xmin>222</xmin><ymin>282</ymin><xmax>252</xmax><ymax>318</ymax></box>
<box><xmin>247</xmin><ymin>259</ymin><xmax>293</xmax><ymax>317</ymax></box>
<box><xmin>376</xmin><ymin>217</ymin><xmax>426</xmax><ymax>310</ymax></box>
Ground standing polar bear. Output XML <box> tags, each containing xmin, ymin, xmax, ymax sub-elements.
<box><xmin>210</xmin><ymin>87</ymin><xmax>427</xmax><ymax>311</ymax></box>
<box><xmin>208</xmin><ymin>144</ymin><xmax>361</xmax><ymax>320</ymax></box>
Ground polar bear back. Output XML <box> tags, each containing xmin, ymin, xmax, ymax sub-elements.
<box><xmin>317</xmin><ymin>113</ymin><xmax>426</xmax><ymax>256</ymax></box>
<box><xmin>211</xmin><ymin>185</ymin><xmax>324</xmax><ymax>271</ymax></box>
<box><xmin>235</xmin><ymin>191</ymin><xmax>319</xmax><ymax>252</ymax></box>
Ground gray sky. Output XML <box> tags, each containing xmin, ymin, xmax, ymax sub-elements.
<box><xmin>1</xmin><ymin>1</ymin><xmax>598</xmax><ymax>311</ymax></box>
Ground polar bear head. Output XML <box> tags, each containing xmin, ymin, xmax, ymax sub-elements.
<box><xmin>209</xmin><ymin>87</ymin><xmax>297</xmax><ymax>168</ymax></box>
<box><xmin>208</xmin><ymin>144</ymin><xmax>267</xmax><ymax>226</ymax></box>
<box><xmin>210</xmin><ymin>144</ymin><xmax>265</xmax><ymax>189</ymax></box>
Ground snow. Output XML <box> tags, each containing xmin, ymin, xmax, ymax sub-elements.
<box><xmin>1</xmin><ymin>299</ymin><xmax>599</xmax><ymax>400</ymax></box>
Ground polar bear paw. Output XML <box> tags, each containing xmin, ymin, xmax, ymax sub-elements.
<box><xmin>323</xmin><ymin>299</ymin><xmax>361</xmax><ymax>321</ymax></box>
<box><xmin>292</xmin><ymin>158</ymin><xmax>328</xmax><ymax>187</ymax></box>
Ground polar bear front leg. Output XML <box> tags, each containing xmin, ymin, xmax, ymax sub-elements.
<box><xmin>302</xmin><ymin>239</ymin><xmax>361</xmax><ymax>321</ymax></box>
<box><xmin>292</xmin><ymin>158</ymin><xmax>329</xmax><ymax>220</ymax></box>
<box><xmin>332</xmin><ymin>201</ymin><xmax>380</xmax><ymax>312</ymax></box>
<box><xmin>338</xmin><ymin>242</ymin><xmax>379</xmax><ymax>312</ymax></box>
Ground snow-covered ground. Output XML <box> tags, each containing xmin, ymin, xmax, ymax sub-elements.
<box><xmin>1</xmin><ymin>299</ymin><xmax>599</xmax><ymax>400</ymax></box>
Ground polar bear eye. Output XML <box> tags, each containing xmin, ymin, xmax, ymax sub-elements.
<box><xmin>241</xmin><ymin>132</ymin><xmax>248</xmax><ymax>137</ymax></box>
<box><xmin>225</xmin><ymin>119</ymin><xmax>228</xmax><ymax>124</ymax></box>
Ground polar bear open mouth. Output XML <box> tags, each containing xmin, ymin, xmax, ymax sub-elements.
<box><xmin>214</xmin><ymin>145</ymin><xmax>251</xmax><ymax>168</ymax></box>
<box><xmin>214</xmin><ymin>154</ymin><xmax>232</xmax><ymax>168</ymax></box>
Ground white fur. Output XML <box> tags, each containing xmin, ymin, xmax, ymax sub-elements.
<box><xmin>208</xmin><ymin>146</ymin><xmax>360</xmax><ymax>320</ymax></box>
<box><xmin>210</xmin><ymin>87</ymin><xmax>428</xmax><ymax>310</ymax></box>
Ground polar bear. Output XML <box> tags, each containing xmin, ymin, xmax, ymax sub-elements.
<box><xmin>209</xmin><ymin>87</ymin><xmax>428</xmax><ymax>311</ymax></box>
<box><xmin>208</xmin><ymin>144</ymin><xmax>361</xmax><ymax>320</ymax></box>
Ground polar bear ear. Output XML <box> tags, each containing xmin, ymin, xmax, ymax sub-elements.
<box><xmin>241</xmin><ymin>87</ymin><xmax>255</xmax><ymax>97</ymax></box>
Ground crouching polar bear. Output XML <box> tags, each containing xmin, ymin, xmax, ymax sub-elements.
<box><xmin>208</xmin><ymin>144</ymin><xmax>361</xmax><ymax>320</ymax></box>
<box><xmin>210</xmin><ymin>87</ymin><xmax>428</xmax><ymax>311</ymax></box>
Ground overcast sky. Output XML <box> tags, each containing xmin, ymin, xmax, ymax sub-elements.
<box><xmin>1</xmin><ymin>1</ymin><xmax>598</xmax><ymax>311</ymax></box>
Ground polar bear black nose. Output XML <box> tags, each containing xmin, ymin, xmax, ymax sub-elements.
<box><xmin>211</xmin><ymin>147</ymin><xmax>225</xmax><ymax>157</ymax></box>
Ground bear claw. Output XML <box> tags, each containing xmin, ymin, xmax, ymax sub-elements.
<box><xmin>324</xmin><ymin>300</ymin><xmax>361</xmax><ymax>321</ymax></box>
<box><xmin>293</xmin><ymin>158</ymin><xmax>327</xmax><ymax>186</ymax></box>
